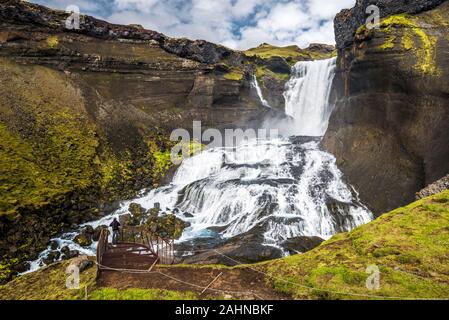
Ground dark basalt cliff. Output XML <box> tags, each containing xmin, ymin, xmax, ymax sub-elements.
<box><xmin>0</xmin><ymin>0</ymin><xmax>333</xmax><ymax>282</ymax></box>
<box><xmin>0</xmin><ymin>0</ymin><xmax>268</xmax><ymax>282</ymax></box>
<box><xmin>334</xmin><ymin>0</ymin><xmax>446</xmax><ymax>49</ymax></box>
<box><xmin>323</xmin><ymin>0</ymin><xmax>449</xmax><ymax>215</ymax></box>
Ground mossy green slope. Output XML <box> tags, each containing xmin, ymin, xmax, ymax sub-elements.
<box><xmin>245</xmin><ymin>43</ymin><xmax>336</xmax><ymax>62</ymax></box>
<box><xmin>0</xmin><ymin>60</ymin><xmax>99</xmax><ymax>217</ymax></box>
<box><xmin>0</xmin><ymin>259</ymin><xmax>97</xmax><ymax>300</ymax></box>
<box><xmin>89</xmin><ymin>288</ymin><xmax>198</xmax><ymax>300</ymax></box>
<box><xmin>266</xmin><ymin>191</ymin><xmax>449</xmax><ymax>300</ymax></box>
<box><xmin>0</xmin><ymin>259</ymin><xmax>199</xmax><ymax>300</ymax></box>
<box><xmin>1</xmin><ymin>191</ymin><xmax>448</xmax><ymax>300</ymax></box>
<box><xmin>0</xmin><ymin>58</ymin><xmax>174</xmax><ymax>283</ymax></box>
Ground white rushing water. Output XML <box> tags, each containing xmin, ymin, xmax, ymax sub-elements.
<box><xmin>252</xmin><ymin>75</ymin><xmax>272</xmax><ymax>108</ymax></box>
<box><xmin>129</xmin><ymin>137</ymin><xmax>372</xmax><ymax>244</ymax></box>
<box><xmin>284</xmin><ymin>57</ymin><xmax>337</xmax><ymax>136</ymax></box>
<box><xmin>26</xmin><ymin>57</ymin><xmax>372</xmax><ymax>272</ymax></box>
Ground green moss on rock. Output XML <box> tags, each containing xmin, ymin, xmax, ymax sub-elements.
<box><xmin>0</xmin><ymin>259</ymin><xmax>97</xmax><ymax>300</ymax></box>
<box><xmin>223</xmin><ymin>67</ymin><xmax>244</xmax><ymax>81</ymax></box>
<box><xmin>0</xmin><ymin>60</ymin><xmax>99</xmax><ymax>217</ymax></box>
<box><xmin>378</xmin><ymin>14</ymin><xmax>439</xmax><ymax>75</ymax></box>
<box><xmin>255</xmin><ymin>66</ymin><xmax>290</xmax><ymax>83</ymax></box>
<box><xmin>245</xmin><ymin>43</ymin><xmax>336</xmax><ymax>63</ymax></box>
<box><xmin>0</xmin><ymin>58</ymin><xmax>179</xmax><ymax>284</ymax></box>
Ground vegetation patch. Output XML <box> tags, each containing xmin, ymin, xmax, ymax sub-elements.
<box><xmin>0</xmin><ymin>58</ymin><xmax>177</xmax><ymax>283</ymax></box>
<box><xmin>89</xmin><ymin>288</ymin><xmax>198</xmax><ymax>300</ymax></box>
<box><xmin>0</xmin><ymin>259</ymin><xmax>199</xmax><ymax>300</ymax></box>
<box><xmin>245</xmin><ymin>44</ymin><xmax>307</xmax><ymax>61</ymax></box>
<box><xmin>0</xmin><ymin>61</ymin><xmax>99</xmax><ymax>218</ymax></box>
<box><xmin>245</xmin><ymin>43</ymin><xmax>336</xmax><ymax>63</ymax></box>
<box><xmin>46</xmin><ymin>35</ymin><xmax>59</xmax><ymax>48</ymax></box>
<box><xmin>0</xmin><ymin>259</ymin><xmax>96</xmax><ymax>300</ymax></box>
<box><xmin>378</xmin><ymin>14</ymin><xmax>439</xmax><ymax>75</ymax></box>
<box><xmin>255</xmin><ymin>66</ymin><xmax>290</xmax><ymax>83</ymax></box>
<box><xmin>223</xmin><ymin>67</ymin><xmax>244</xmax><ymax>81</ymax></box>
<box><xmin>265</xmin><ymin>190</ymin><xmax>449</xmax><ymax>300</ymax></box>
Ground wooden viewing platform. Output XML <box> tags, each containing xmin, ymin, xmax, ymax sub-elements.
<box><xmin>94</xmin><ymin>226</ymin><xmax>288</xmax><ymax>299</ymax></box>
<box><xmin>96</xmin><ymin>227</ymin><xmax>174</xmax><ymax>276</ymax></box>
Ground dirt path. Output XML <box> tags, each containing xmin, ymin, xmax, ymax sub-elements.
<box><xmin>97</xmin><ymin>266</ymin><xmax>289</xmax><ymax>300</ymax></box>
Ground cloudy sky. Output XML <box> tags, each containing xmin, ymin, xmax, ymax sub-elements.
<box><xmin>31</xmin><ymin>0</ymin><xmax>356</xmax><ymax>50</ymax></box>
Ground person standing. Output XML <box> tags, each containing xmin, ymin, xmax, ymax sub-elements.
<box><xmin>109</xmin><ymin>218</ymin><xmax>121</xmax><ymax>245</ymax></box>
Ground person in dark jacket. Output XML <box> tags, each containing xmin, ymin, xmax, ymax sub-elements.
<box><xmin>109</xmin><ymin>218</ymin><xmax>121</xmax><ymax>245</ymax></box>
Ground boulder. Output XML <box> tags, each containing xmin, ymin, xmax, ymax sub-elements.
<box><xmin>12</xmin><ymin>261</ymin><xmax>30</xmax><ymax>273</ymax></box>
<box><xmin>128</xmin><ymin>203</ymin><xmax>147</xmax><ymax>225</ymax></box>
<box><xmin>180</xmin><ymin>226</ymin><xmax>283</xmax><ymax>265</ymax></box>
<box><xmin>83</xmin><ymin>225</ymin><xmax>95</xmax><ymax>235</ymax></box>
<box><xmin>281</xmin><ymin>236</ymin><xmax>324</xmax><ymax>255</ymax></box>
<box><xmin>42</xmin><ymin>250</ymin><xmax>60</xmax><ymax>265</ymax></box>
<box><xmin>416</xmin><ymin>174</ymin><xmax>449</xmax><ymax>199</ymax></box>
<box><xmin>61</xmin><ymin>246</ymin><xmax>70</xmax><ymax>255</ymax></box>
<box><xmin>183</xmin><ymin>212</ymin><xmax>194</xmax><ymax>218</ymax></box>
<box><xmin>48</xmin><ymin>240</ymin><xmax>59</xmax><ymax>251</ymax></box>
<box><xmin>61</xmin><ymin>250</ymin><xmax>79</xmax><ymax>260</ymax></box>
<box><xmin>73</xmin><ymin>234</ymin><xmax>92</xmax><ymax>247</ymax></box>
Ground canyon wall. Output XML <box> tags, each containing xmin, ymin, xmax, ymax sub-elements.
<box><xmin>323</xmin><ymin>0</ymin><xmax>449</xmax><ymax>215</ymax></box>
<box><xmin>0</xmin><ymin>0</ymin><xmax>333</xmax><ymax>282</ymax></box>
<box><xmin>0</xmin><ymin>0</ymin><xmax>267</xmax><ymax>281</ymax></box>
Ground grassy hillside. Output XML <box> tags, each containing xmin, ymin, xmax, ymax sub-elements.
<box><xmin>0</xmin><ymin>259</ymin><xmax>199</xmax><ymax>300</ymax></box>
<box><xmin>266</xmin><ymin>190</ymin><xmax>449</xmax><ymax>300</ymax></box>
<box><xmin>245</xmin><ymin>43</ymin><xmax>336</xmax><ymax>63</ymax></box>
<box><xmin>1</xmin><ymin>191</ymin><xmax>448</xmax><ymax>300</ymax></box>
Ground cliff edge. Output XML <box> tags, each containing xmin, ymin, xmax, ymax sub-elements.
<box><xmin>324</xmin><ymin>0</ymin><xmax>449</xmax><ymax>214</ymax></box>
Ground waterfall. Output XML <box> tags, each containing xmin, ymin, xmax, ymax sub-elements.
<box><xmin>132</xmin><ymin>138</ymin><xmax>372</xmax><ymax>244</ymax></box>
<box><xmin>252</xmin><ymin>75</ymin><xmax>272</xmax><ymax>108</ymax></box>
<box><xmin>284</xmin><ymin>57</ymin><xmax>337</xmax><ymax>136</ymax></box>
<box><xmin>27</xmin><ymin>57</ymin><xmax>372</xmax><ymax>271</ymax></box>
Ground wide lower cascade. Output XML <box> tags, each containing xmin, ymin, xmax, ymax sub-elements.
<box><xmin>27</xmin><ymin>57</ymin><xmax>372</xmax><ymax>270</ymax></box>
<box><xmin>133</xmin><ymin>136</ymin><xmax>372</xmax><ymax>244</ymax></box>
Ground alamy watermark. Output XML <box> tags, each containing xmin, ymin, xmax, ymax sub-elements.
<box><xmin>170</xmin><ymin>121</ymin><xmax>279</xmax><ymax>165</ymax></box>
<box><xmin>65</xmin><ymin>5</ymin><xmax>81</xmax><ymax>30</ymax></box>
<box><xmin>366</xmin><ymin>5</ymin><xmax>381</xmax><ymax>30</ymax></box>
<box><xmin>66</xmin><ymin>264</ymin><xmax>80</xmax><ymax>289</ymax></box>
<box><xmin>366</xmin><ymin>264</ymin><xmax>381</xmax><ymax>290</ymax></box>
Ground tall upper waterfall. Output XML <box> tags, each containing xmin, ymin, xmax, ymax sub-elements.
<box><xmin>284</xmin><ymin>57</ymin><xmax>337</xmax><ymax>136</ymax></box>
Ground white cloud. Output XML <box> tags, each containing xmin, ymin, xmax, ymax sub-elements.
<box><xmin>308</xmin><ymin>0</ymin><xmax>356</xmax><ymax>19</ymax></box>
<box><xmin>32</xmin><ymin>0</ymin><xmax>356</xmax><ymax>50</ymax></box>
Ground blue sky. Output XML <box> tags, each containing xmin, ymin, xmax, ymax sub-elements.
<box><xmin>31</xmin><ymin>0</ymin><xmax>356</xmax><ymax>50</ymax></box>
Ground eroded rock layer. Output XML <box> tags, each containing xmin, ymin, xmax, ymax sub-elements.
<box><xmin>323</xmin><ymin>0</ymin><xmax>449</xmax><ymax>214</ymax></box>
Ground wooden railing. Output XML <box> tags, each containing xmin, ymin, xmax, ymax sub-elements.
<box><xmin>120</xmin><ymin>225</ymin><xmax>175</xmax><ymax>265</ymax></box>
<box><xmin>144</xmin><ymin>232</ymin><xmax>175</xmax><ymax>265</ymax></box>
<box><xmin>96</xmin><ymin>225</ymin><xmax>175</xmax><ymax>276</ymax></box>
<box><xmin>96</xmin><ymin>228</ymin><xmax>109</xmax><ymax>276</ymax></box>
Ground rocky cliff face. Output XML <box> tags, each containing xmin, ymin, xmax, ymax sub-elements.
<box><xmin>323</xmin><ymin>0</ymin><xmax>449</xmax><ymax>215</ymax></box>
<box><xmin>0</xmin><ymin>0</ymin><xmax>334</xmax><ymax>282</ymax></box>
<box><xmin>0</xmin><ymin>0</ymin><xmax>269</xmax><ymax>282</ymax></box>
